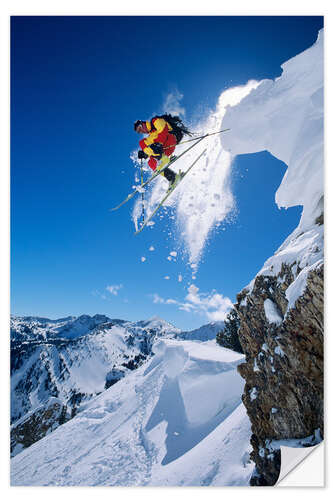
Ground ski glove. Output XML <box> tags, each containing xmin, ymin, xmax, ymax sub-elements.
<box><xmin>138</xmin><ymin>150</ymin><xmax>148</xmax><ymax>159</ymax></box>
<box><xmin>149</xmin><ymin>142</ymin><xmax>164</xmax><ymax>159</ymax></box>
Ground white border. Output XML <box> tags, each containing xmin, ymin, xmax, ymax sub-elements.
<box><xmin>2</xmin><ymin>2</ymin><xmax>331</xmax><ymax>497</ymax></box>
<box><xmin>278</xmin><ymin>442</ymin><xmax>325</xmax><ymax>486</ymax></box>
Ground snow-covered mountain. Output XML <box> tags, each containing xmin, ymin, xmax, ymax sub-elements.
<box><xmin>10</xmin><ymin>314</ymin><xmax>180</xmax><ymax>454</ymax></box>
<box><xmin>11</xmin><ymin>338</ymin><xmax>253</xmax><ymax>486</ymax></box>
<box><xmin>176</xmin><ymin>320</ymin><xmax>224</xmax><ymax>341</ymax></box>
<box><xmin>11</xmin><ymin>314</ymin><xmax>232</xmax><ymax>457</ymax></box>
<box><xmin>11</xmin><ymin>314</ymin><xmax>143</xmax><ymax>342</ymax></box>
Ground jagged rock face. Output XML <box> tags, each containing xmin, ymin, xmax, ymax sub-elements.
<box><xmin>11</xmin><ymin>398</ymin><xmax>69</xmax><ymax>457</ymax></box>
<box><xmin>236</xmin><ymin>261</ymin><xmax>323</xmax><ymax>485</ymax></box>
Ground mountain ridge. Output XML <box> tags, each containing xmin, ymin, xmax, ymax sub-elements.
<box><xmin>10</xmin><ymin>313</ymin><xmax>231</xmax><ymax>458</ymax></box>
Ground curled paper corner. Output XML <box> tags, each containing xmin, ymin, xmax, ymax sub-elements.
<box><xmin>277</xmin><ymin>441</ymin><xmax>324</xmax><ymax>487</ymax></box>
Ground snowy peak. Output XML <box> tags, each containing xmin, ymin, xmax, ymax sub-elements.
<box><xmin>129</xmin><ymin>316</ymin><xmax>180</xmax><ymax>335</ymax></box>
<box><xmin>10</xmin><ymin>314</ymin><xmax>179</xmax><ymax>342</ymax></box>
<box><xmin>177</xmin><ymin>321</ymin><xmax>224</xmax><ymax>341</ymax></box>
<box><xmin>10</xmin><ymin>314</ymin><xmax>107</xmax><ymax>341</ymax></box>
<box><xmin>54</xmin><ymin>314</ymin><xmax>112</xmax><ymax>339</ymax></box>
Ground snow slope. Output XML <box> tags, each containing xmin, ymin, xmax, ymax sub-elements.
<box><xmin>11</xmin><ymin>339</ymin><xmax>253</xmax><ymax>486</ymax></box>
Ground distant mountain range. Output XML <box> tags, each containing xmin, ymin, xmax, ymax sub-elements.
<box><xmin>10</xmin><ymin>314</ymin><xmax>225</xmax><ymax>457</ymax></box>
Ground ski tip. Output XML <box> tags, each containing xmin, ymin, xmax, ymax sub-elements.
<box><xmin>134</xmin><ymin>224</ymin><xmax>144</xmax><ymax>235</ymax></box>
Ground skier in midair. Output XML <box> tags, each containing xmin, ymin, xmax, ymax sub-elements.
<box><xmin>112</xmin><ymin>124</ymin><xmax>230</xmax><ymax>230</ymax></box>
<box><xmin>134</xmin><ymin>114</ymin><xmax>192</xmax><ymax>187</ymax></box>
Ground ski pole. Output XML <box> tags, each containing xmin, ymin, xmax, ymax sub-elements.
<box><xmin>163</xmin><ymin>128</ymin><xmax>231</xmax><ymax>151</ymax></box>
<box><xmin>140</xmin><ymin>159</ymin><xmax>145</xmax><ymax>225</ymax></box>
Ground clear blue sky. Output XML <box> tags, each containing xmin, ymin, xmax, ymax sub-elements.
<box><xmin>11</xmin><ymin>16</ymin><xmax>323</xmax><ymax>330</ymax></box>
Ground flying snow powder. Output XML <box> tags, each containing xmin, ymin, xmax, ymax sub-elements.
<box><xmin>132</xmin><ymin>80</ymin><xmax>260</xmax><ymax>269</ymax></box>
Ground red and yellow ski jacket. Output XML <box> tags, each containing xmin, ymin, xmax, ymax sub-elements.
<box><xmin>139</xmin><ymin>117</ymin><xmax>174</xmax><ymax>157</ymax></box>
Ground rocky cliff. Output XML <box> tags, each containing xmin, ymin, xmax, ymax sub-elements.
<box><xmin>221</xmin><ymin>29</ymin><xmax>324</xmax><ymax>485</ymax></box>
<box><xmin>11</xmin><ymin>398</ymin><xmax>70</xmax><ymax>457</ymax></box>
<box><xmin>235</xmin><ymin>220</ymin><xmax>323</xmax><ymax>485</ymax></box>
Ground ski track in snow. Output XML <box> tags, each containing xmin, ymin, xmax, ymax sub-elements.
<box><xmin>11</xmin><ymin>339</ymin><xmax>254</xmax><ymax>486</ymax></box>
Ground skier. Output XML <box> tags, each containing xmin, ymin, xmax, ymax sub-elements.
<box><xmin>112</xmin><ymin>125</ymin><xmax>230</xmax><ymax>231</ymax></box>
<box><xmin>134</xmin><ymin>114</ymin><xmax>192</xmax><ymax>187</ymax></box>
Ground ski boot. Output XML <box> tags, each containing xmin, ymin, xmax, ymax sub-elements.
<box><xmin>165</xmin><ymin>169</ymin><xmax>184</xmax><ymax>192</ymax></box>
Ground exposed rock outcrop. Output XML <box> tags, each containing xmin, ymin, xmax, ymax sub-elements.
<box><xmin>11</xmin><ymin>398</ymin><xmax>70</xmax><ymax>457</ymax></box>
<box><xmin>235</xmin><ymin>225</ymin><xmax>323</xmax><ymax>485</ymax></box>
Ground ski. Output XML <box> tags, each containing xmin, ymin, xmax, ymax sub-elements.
<box><xmin>134</xmin><ymin>149</ymin><xmax>207</xmax><ymax>235</ymax></box>
<box><xmin>110</xmin><ymin>135</ymin><xmax>208</xmax><ymax>212</ymax></box>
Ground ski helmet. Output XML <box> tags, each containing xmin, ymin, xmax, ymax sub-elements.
<box><xmin>134</xmin><ymin>120</ymin><xmax>143</xmax><ymax>131</ymax></box>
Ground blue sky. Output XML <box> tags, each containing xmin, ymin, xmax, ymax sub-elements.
<box><xmin>11</xmin><ymin>16</ymin><xmax>323</xmax><ymax>330</ymax></box>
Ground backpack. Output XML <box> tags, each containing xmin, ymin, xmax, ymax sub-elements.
<box><xmin>151</xmin><ymin>114</ymin><xmax>192</xmax><ymax>143</ymax></box>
